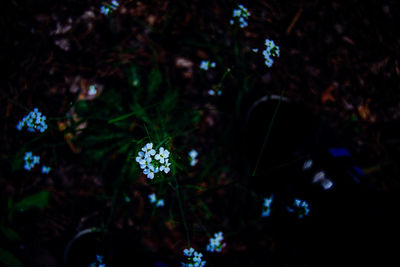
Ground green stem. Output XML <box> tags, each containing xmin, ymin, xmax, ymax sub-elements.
<box><xmin>251</xmin><ymin>93</ymin><xmax>283</xmax><ymax>176</ymax></box>
<box><xmin>173</xmin><ymin>176</ymin><xmax>190</xmax><ymax>247</ymax></box>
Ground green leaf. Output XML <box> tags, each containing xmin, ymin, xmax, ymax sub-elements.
<box><xmin>0</xmin><ymin>225</ymin><xmax>21</xmax><ymax>242</ymax></box>
<box><xmin>13</xmin><ymin>190</ymin><xmax>50</xmax><ymax>212</ymax></box>
<box><xmin>147</xmin><ymin>69</ymin><xmax>162</xmax><ymax>100</ymax></box>
<box><xmin>0</xmin><ymin>248</ymin><xmax>24</xmax><ymax>267</ymax></box>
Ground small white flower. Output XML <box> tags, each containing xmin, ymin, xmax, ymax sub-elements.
<box><xmin>155</xmin><ymin>147</ymin><xmax>169</xmax><ymax>163</ymax></box>
<box><xmin>142</xmin><ymin>143</ymin><xmax>156</xmax><ymax>157</ymax></box>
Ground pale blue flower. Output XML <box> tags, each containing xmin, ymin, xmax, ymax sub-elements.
<box><xmin>231</xmin><ymin>4</ymin><xmax>250</xmax><ymax>28</ymax></box>
<box><xmin>41</xmin><ymin>165</ymin><xmax>51</xmax><ymax>174</ymax></box>
<box><xmin>88</xmin><ymin>85</ymin><xmax>97</xmax><ymax>96</ymax></box>
<box><xmin>189</xmin><ymin>149</ymin><xmax>199</xmax><ymax>166</ymax></box>
<box><xmin>184</xmin><ymin>248</ymin><xmax>195</xmax><ymax>256</ymax></box>
<box><xmin>100</xmin><ymin>0</ymin><xmax>119</xmax><ymax>15</ymax></box>
<box><xmin>302</xmin><ymin>159</ymin><xmax>313</xmax><ymax>170</ymax></box>
<box><xmin>262</xmin><ymin>195</ymin><xmax>273</xmax><ymax>217</ymax></box>
<box><xmin>206</xmin><ymin>232</ymin><xmax>226</xmax><ymax>252</ymax></box>
<box><xmin>156</xmin><ymin>199</ymin><xmax>164</xmax><ymax>207</ymax></box>
<box><xmin>200</xmin><ymin>60</ymin><xmax>216</xmax><ymax>71</ymax></box>
<box><xmin>148</xmin><ymin>193</ymin><xmax>157</xmax><ymax>204</ymax></box>
<box><xmin>182</xmin><ymin>248</ymin><xmax>206</xmax><ymax>267</ymax></box>
<box><xmin>262</xmin><ymin>38</ymin><xmax>280</xmax><ymax>68</ymax></box>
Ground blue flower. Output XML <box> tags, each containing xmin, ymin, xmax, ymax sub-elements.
<box><xmin>262</xmin><ymin>39</ymin><xmax>280</xmax><ymax>68</ymax></box>
<box><xmin>100</xmin><ymin>0</ymin><xmax>119</xmax><ymax>15</ymax></box>
<box><xmin>24</xmin><ymin>152</ymin><xmax>40</xmax><ymax>171</ymax></box>
<box><xmin>17</xmin><ymin>108</ymin><xmax>48</xmax><ymax>133</ymax></box>
<box><xmin>156</xmin><ymin>199</ymin><xmax>164</xmax><ymax>207</ymax></box>
<box><xmin>189</xmin><ymin>149</ymin><xmax>199</xmax><ymax>166</ymax></box>
<box><xmin>287</xmin><ymin>198</ymin><xmax>310</xmax><ymax>219</ymax></box>
<box><xmin>231</xmin><ymin>4</ymin><xmax>250</xmax><ymax>28</ymax></box>
<box><xmin>206</xmin><ymin>232</ymin><xmax>226</xmax><ymax>253</ymax></box>
<box><xmin>41</xmin><ymin>165</ymin><xmax>51</xmax><ymax>174</ymax></box>
<box><xmin>137</xmin><ymin>142</ymin><xmax>171</xmax><ymax>179</ymax></box>
<box><xmin>200</xmin><ymin>60</ymin><xmax>216</xmax><ymax>71</ymax></box>
<box><xmin>182</xmin><ymin>248</ymin><xmax>206</xmax><ymax>266</ymax></box>
<box><xmin>262</xmin><ymin>195</ymin><xmax>274</xmax><ymax>217</ymax></box>
<box><xmin>148</xmin><ymin>193</ymin><xmax>157</xmax><ymax>204</ymax></box>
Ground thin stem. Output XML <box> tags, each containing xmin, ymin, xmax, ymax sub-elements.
<box><xmin>251</xmin><ymin>93</ymin><xmax>284</xmax><ymax>176</ymax></box>
<box><xmin>173</xmin><ymin>175</ymin><xmax>190</xmax><ymax>247</ymax></box>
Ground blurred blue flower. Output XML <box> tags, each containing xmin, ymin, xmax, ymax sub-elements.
<box><xmin>206</xmin><ymin>232</ymin><xmax>226</xmax><ymax>252</ymax></box>
<box><xmin>200</xmin><ymin>60</ymin><xmax>216</xmax><ymax>71</ymax></box>
<box><xmin>100</xmin><ymin>0</ymin><xmax>119</xmax><ymax>15</ymax></box>
<box><xmin>182</xmin><ymin>248</ymin><xmax>206</xmax><ymax>267</ymax></box>
<box><xmin>41</xmin><ymin>165</ymin><xmax>51</xmax><ymax>174</ymax></box>
<box><xmin>262</xmin><ymin>195</ymin><xmax>274</xmax><ymax>217</ymax></box>
<box><xmin>231</xmin><ymin>4</ymin><xmax>250</xmax><ymax>28</ymax></box>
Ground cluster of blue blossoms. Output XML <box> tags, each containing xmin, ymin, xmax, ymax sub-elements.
<box><xmin>263</xmin><ymin>39</ymin><xmax>280</xmax><ymax>68</ymax></box>
<box><xmin>287</xmin><ymin>198</ymin><xmax>310</xmax><ymax>219</ymax></box>
<box><xmin>24</xmin><ymin>152</ymin><xmax>51</xmax><ymax>173</ymax></box>
<box><xmin>200</xmin><ymin>60</ymin><xmax>216</xmax><ymax>71</ymax></box>
<box><xmin>100</xmin><ymin>0</ymin><xmax>119</xmax><ymax>15</ymax></box>
<box><xmin>206</xmin><ymin>232</ymin><xmax>226</xmax><ymax>253</ymax></box>
<box><xmin>17</xmin><ymin>108</ymin><xmax>47</xmax><ymax>133</ymax></box>
<box><xmin>181</xmin><ymin>248</ymin><xmax>206</xmax><ymax>267</ymax></box>
<box><xmin>230</xmin><ymin>4</ymin><xmax>250</xmax><ymax>28</ymax></box>
<box><xmin>24</xmin><ymin>152</ymin><xmax>40</xmax><ymax>171</ymax></box>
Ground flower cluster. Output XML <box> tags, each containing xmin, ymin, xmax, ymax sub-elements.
<box><xmin>200</xmin><ymin>60</ymin><xmax>216</xmax><ymax>71</ymax></box>
<box><xmin>287</xmin><ymin>198</ymin><xmax>310</xmax><ymax>219</ymax></box>
<box><xmin>181</xmin><ymin>248</ymin><xmax>206</xmax><ymax>267</ymax></box>
<box><xmin>261</xmin><ymin>195</ymin><xmax>274</xmax><ymax>217</ymax></box>
<box><xmin>262</xmin><ymin>39</ymin><xmax>280</xmax><ymax>68</ymax></box>
<box><xmin>188</xmin><ymin>149</ymin><xmax>199</xmax><ymax>167</ymax></box>
<box><xmin>148</xmin><ymin>193</ymin><xmax>165</xmax><ymax>207</ymax></box>
<box><xmin>24</xmin><ymin>152</ymin><xmax>40</xmax><ymax>171</ymax></box>
<box><xmin>230</xmin><ymin>4</ymin><xmax>250</xmax><ymax>28</ymax></box>
<box><xmin>89</xmin><ymin>255</ymin><xmax>105</xmax><ymax>267</ymax></box>
<box><xmin>206</xmin><ymin>232</ymin><xmax>226</xmax><ymax>253</ymax></box>
<box><xmin>100</xmin><ymin>0</ymin><xmax>119</xmax><ymax>15</ymax></box>
<box><xmin>136</xmin><ymin>143</ymin><xmax>171</xmax><ymax>179</ymax></box>
<box><xmin>41</xmin><ymin>165</ymin><xmax>51</xmax><ymax>174</ymax></box>
<box><xmin>17</xmin><ymin>108</ymin><xmax>48</xmax><ymax>133</ymax></box>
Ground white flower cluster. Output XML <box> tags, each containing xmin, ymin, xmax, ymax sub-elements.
<box><xmin>136</xmin><ymin>143</ymin><xmax>171</xmax><ymax>179</ymax></box>
<box><xmin>263</xmin><ymin>39</ymin><xmax>280</xmax><ymax>68</ymax></box>
<box><xmin>148</xmin><ymin>193</ymin><xmax>164</xmax><ymax>207</ymax></box>
<box><xmin>188</xmin><ymin>149</ymin><xmax>199</xmax><ymax>167</ymax></box>
<box><xmin>181</xmin><ymin>248</ymin><xmax>206</xmax><ymax>267</ymax></box>
<box><xmin>206</xmin><ymin>232</ymin><xmax>226</xmax><ymax>253</ymax></box>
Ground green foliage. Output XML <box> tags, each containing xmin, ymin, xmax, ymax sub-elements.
<box><xmin>147</xmin><ymin>68</ymin><xmax>163</xmax><ymax>101</ymax></box>
<box><xmin>0</xmin><ymin>225</ymin><xmax>21</xmax><ymax>242</ymax></box>
<box><xmin>0</xmin><ymin>248</ymin><xmax>24</xmax><ymax>267</ymax></box>
<box><xmin>13</xmin><ymin>190</ymin><xmax>50</xmax><ymax>212</ymax></box>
